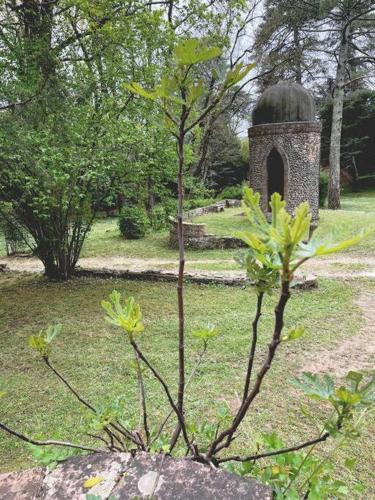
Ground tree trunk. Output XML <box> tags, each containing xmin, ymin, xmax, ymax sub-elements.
<box><xmin>328</xmin><ymin>30</ymin><xmax>349</xmax><ymax>209</ymax></box>
<box><xmin>43</xmin><ymin>254</ymin><xmax>62</xmax><ymax>281</ymax></box>
<box><xmin>293</xmin><ymin>28</ymin><xmax>302</xmax><ymax>84</ymax></box>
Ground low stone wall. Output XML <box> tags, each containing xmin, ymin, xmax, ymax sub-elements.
<box><xmin>169</xmin><ymin>199</ymin><xmax>244</xmax><ymax>250</ymax></box>
<box><xmin>75</xmin><ymin>267</ymin><xmax>318</xmax><ymax>290</ymax></box>
<box><xmin>0</xmin><ymin>452</ymin><xmax>272</xmax><ymax>499</ymax></box>
<box><xmin>169</xmin><ymin>220</ymin><xmax>210</xmax><ymax>249</ymax></box>
<box><xmin>185</xmin><ymin>199</ymin><xmax>241</xmax><ymax>219</ymax></box>
<box><xmin>183</xmin><ymin>235</ymin><xmax>247</xmax><ymax>250</ymax></box>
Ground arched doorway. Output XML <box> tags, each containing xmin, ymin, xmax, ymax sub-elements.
<box><xmin>267</xmin><ymin>147</ymin><xmax>285</xmax><ymax>203</ymax></box>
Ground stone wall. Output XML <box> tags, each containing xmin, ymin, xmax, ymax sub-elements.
<box><xmin>185</xmin><ymin>199</ymin><xmax>241</xmax><ymax>219</ymax></box>
<box><xmin>0</xmin><ymin>452</ymin><xmax>272</xmax><ymax>499</ymax></box>
<box><xmin>169</xmin><ymin>199</ymin><xmax>244</xmax><ymax>250</ymax></box>
<box><xmin>169</xmin><ymin>219</ymin><xmax>208</xmax><ymax>248</ymax></box>
<box><xmin>248</xmin><ymin>122</ymin><xmax>321</xmax><ymax>222</ymax></box>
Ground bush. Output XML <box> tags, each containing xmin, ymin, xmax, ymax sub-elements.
<box><xmin>0</xmin><ymin>204</ymin><xmax>29</xmax><ymax>256</ymax></box>
<box><xmin>150</xmin><ymin>205</ymin><xmax>168</xmax><ymax>231</ymax></box>
<box><xmin>217</xmin><ymin>184</ymin><xmax>244</xmax><ymax>200</ymax></box>
<box><xmin>118</xmin><ymin>206</ymin><xmax>149</xmax><ymax>239</ymax></box>
<box><xmin>184</xmin><ymin>197</ymin><xmax>215</xmax><ymax>210</ymax></box>
<box><xmin>163</xmin><ymin>198</ymin><xmax>177</xmax><ymax>219</ymax></box>
<box><xmin>319</xmin><ymin>171</ymin><xmax>329</xmax><ymax>208</ymax></box>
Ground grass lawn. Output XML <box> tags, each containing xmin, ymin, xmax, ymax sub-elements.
<box><xmin>1</xmin><ymin>191</ymin><xmax>374</xmax><ymax>262</ymax></box>
<box><xmin>0</xmin><ymin>273</ymin><xmax>374</xmax><ymax>496</ymax></box>
<box><xmin>193</xmin><ymin>192</ymin><xmax>375</xmax><ymax>257</ymax></box>
<box><xmin>82</xmin><ymin>189</ymin><xmax>375</xmax><ymax>262</ymax></box>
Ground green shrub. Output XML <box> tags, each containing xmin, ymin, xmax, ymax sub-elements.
<box><xmin>319</xmin><ymin>171</ymin><xmax>329</xmax><ymax>208</ymax></box>
<box><xmin>217</xmin><ymin>184</ymin><xmax>244</xmax><ymax>200</ymax></box>
<box><xmin>185</xmin><ymin>197</ymin><xmax>215</xmax><ymax>210</ymax></box>
<box><xmin>162</xmin><ymin>198</ymin><xmax>177</xmax><ymax>219</ymax></box>
<box><xmin>150</xmin><ymin>205</ymin><xmax>168</xmax><ymax>231</ymax></box>
<box><xmin>118</xmin><ymin>206</ymin><xmax>149</xmax><ymax>239</ymax></box>
<box><xmin>0</xmin><ymin>204</ymin><xmax>29</xmax><ymax>256</ymax></box>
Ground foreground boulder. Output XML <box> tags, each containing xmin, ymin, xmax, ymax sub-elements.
<box><xmin>0</xmin><ymin>452</ymin><xmax>272</xmax><ymax>499</ymax></box>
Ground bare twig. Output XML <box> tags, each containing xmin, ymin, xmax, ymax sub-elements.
<box><xmin>44</xmin><ymin>358</ymin><xmax>96</xmax><ymax>412</ymax></box>
<box><xmin>242</xmin><ymin>292</ymin><xmax>264</xmax><ymax>403</ymax></box>
<box><xmin>169</xmin><ymin>94</ymin><xmax>190</xmax><ymax>452</ymax></box>
<box><xmin>130</xmin><ymin>339</ymin><xmax>193</xmax><ymax>454</ymax></box>
<box><xmin>43</xmin><ymin>358</ymin><xmax>142</xmax><ymax>448</ymax></box>
<box><xmin>153</xmin><ymin>342</ymin><xmax>208</xmax><ymax>444</ymax></box>
<box><xmin>217</xmin><ymin>432</ymin><xmax>330</xmax><ymax>464</ymax></box>
<box><xmin>133</xmin><ymin>348</ymin><xmax>150</xmax><ymax>446</ymax></box>
<box><xmin>0</xmin><ymin>422</ymin><xmax>105</xmax><ymax>454</ymax></box>
<box><xmin>207</xmin><ymin>280</ymin><xmax>291</xmax><ymax>458</ymax></box>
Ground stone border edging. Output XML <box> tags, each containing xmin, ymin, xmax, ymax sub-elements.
<box><xmin>74</xmin><ymin>267</ymin><xmax>318</xmax><ymax>289</ymax></box>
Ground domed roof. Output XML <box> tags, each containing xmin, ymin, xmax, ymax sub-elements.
<box><xmin>252</xmin><ymin>82</ymin><xmax>316</xmax><ymax>126</ymax></box>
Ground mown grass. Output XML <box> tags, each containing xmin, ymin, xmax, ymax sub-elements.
<box><xmin>83</xmin><ymin>190</ymin><xmax>375</xmax><ymax>260</ymax></box>
<box><xmin>0</xmin><ymin>273</ymin><xmax>374</xmax><ymax>496</ymax></box>
<box><xmin>340</xmin><ymin>189</ymin><xmax>375</xmax><ymax>212</ymax></box>
<box><xmin>194</xmin><ymin>192</ymin><xmax>375</xmax><ymax>258</ymax></box>
<box><xmin>1</xmin><ymin>191</ymin><xmax>374</xmax><ymax>261</ymax></box>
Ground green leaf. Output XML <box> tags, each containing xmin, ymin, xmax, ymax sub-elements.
<box><xmin>123</xmin><ymin>82</ymin><xmax>157</xmax><ymax>101</ymax></box>
<box><xmin>314</xmin><ymin>232</ymin><xmax>367</xmax><ymax>256</ymax></box>
<box><xmin>174</xmin><ymin>39</ymin><xmax>221</xmax><ymax>65</ymax></box>
<box><xmin>346</xmin><ymin>371</ymin><xmax>363</xmax><ymax>384</ymax></box>
<box><xmin>192</xmin><ymin>324</ymin><xmax>219</xmax><ymax>342</ymax></box>
<box><xmin>29</xmin><ymin>334</ymin><xmax>49</xmax><ymax>358</ymax></box>
<box><xmin>155</xmin><ymin>77</ymin><xmax>185</xmax><ymax>104</ymax></box>
<box><xmin>335</xmin><ymin>387</ymin><xmax>361</xmax><ymax>405</ymax></box>
<box><xmin>234</xmin><ymin>231</ymin><xmax>267</xmax><ymax>253</ymax></box>
<box><xmin>290</xmin><ymin>202</ymin><xmax>311</xmax><ymax>245</ymax></box>
<box><xmin>346</xmin><ymin>371</ymin><xmax>363</xmax><ymax>391</ymax></box>
<box><xmin>45</xmin><ymin>324</ymin><xmax>62</xmax><ymax>343</ymax></box>
<box><xmin>187</xmin><ymin>78</ymin><xmax>205</xmax><ymax>105</ymax></box>
<box><xmin>224</xmin><ymin>62</ymin><xmax>256</xmax><ymax>88</ymax></box>
<box><xmin>269</xmin><ymin>192</ymin><xmax>286</xmax><ymax>228</ymax></box>
<box><xmin>102</xmin><ymin>291</ymin><xmax>144</xmax><ymax>338</ymax></box>
<box><xmin>282</xmin><ymin>325</ymin><xmax>305</xmax><ymax>342</ymax></box>
<box><xmin>29</xmin><ymin>445</ymin><xmax>78</xmax><ymax>469</ymax></box>
<box><xmin>290</xmin><ymin>372</ymin><xmax>334</xmax><ymax>400</ymax></box>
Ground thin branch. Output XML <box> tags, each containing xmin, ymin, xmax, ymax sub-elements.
<box><xmin>242</xmin><ymin>292</ymin><xmax>264</xmax><ymax>403</ymax></box>
<box><xmin>44</xmin><ymin>358</ymin><xmax>96</xmax><ymax>412</ymax></box>
<box><xmin>130</xmin><ymin>339</ymin><xmax>193</xmax><ymax>454</ymax></box>
<box><xmin>0</xmin><ymin>422</ymin><xmax>105</xmax><ymax>454</ymax></box>
<box><xmin>153</xmin><ymin>342</ymin><xmax>208</xmax><ymax>444</ymax></box>
<box><xmin>133</xmin><ymin>348</ymin><xmax>150</xmax><ymax>446</ymax></box>
<box><xmin>217</xmin><ymin>433</ymin><xmax>330</xmax><ymax>464</ymax></box>
<box><xmin>207</xmin><ymin>280</ymin><xmax>291</xmax><ymax>458</ymax></box>
<box><xmin>43</xmin><ymin>358</ymin><xmax>142</xmax><ymax>448</ymax></box>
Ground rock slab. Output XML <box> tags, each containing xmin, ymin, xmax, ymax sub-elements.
<box><xmin>0</xmin><ymin>452</ymin><xmax>272</xmax><ymax>500</ymax></box>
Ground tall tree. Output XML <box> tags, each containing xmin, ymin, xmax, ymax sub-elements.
<box><xmin>320</xmin><ymin>88</ymin><xmax>375</xmax><ymax>183</ymax></box>
<box><xmin>319</xmin><ymin>0</ymin><xmax>375</xmax><ymax>208</ymax></box>
<box><xmin>0</xmin><ymin>1</ymin><xmax>171</xmax><ymax>279</ymax></box>
<box><xmin>254</xmin><ymin>0</ymin><xmax>375</xmax><ymax>209</ymax></box>
<box><xmin>254</xmin><ymin>0</ymin><xmax>322</xmax><ymax>88</ymax></box>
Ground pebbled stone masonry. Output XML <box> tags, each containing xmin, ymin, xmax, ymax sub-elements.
<box><xmin>248</xmin><ymin>121</ymin><xmax>321</xmax><ymax>223</ymax></box>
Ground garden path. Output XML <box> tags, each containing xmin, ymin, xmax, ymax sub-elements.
<box><xmin>302</xmin><ymin>291</ymin><xmax>375</xmax><ymax>378</ymax></box>
<box><xmin>1</xmin><ymin>254</ymin><xmax>375</xmax><ymax>279</ymax></box>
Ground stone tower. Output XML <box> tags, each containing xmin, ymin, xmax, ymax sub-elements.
<box><xmin>248</xmin><ymin>82</ymin><xmax>321</xmax><ymax>225</ymax></box>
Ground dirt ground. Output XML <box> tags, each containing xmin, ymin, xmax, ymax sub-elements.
<box><xmin>1</xmin><ymin>254</ymin><xmax>375</xmax><ymax>279</ymax></box>
<box><xmin>302</xmin><ymin>291</ymin><xmax>375</xmax><ymax>377</ymax></box>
